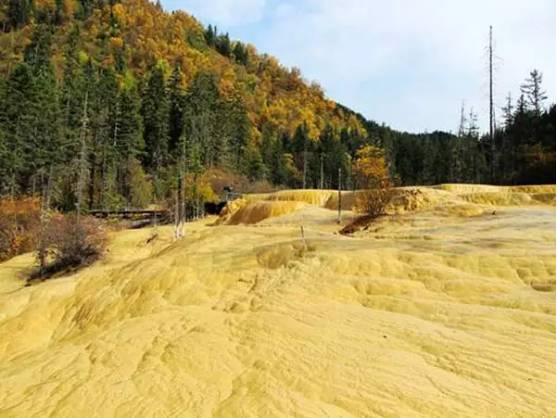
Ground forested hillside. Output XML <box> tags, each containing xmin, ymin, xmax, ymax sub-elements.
<box><xmin>0</xmin><ymin>0</ymin><xmax>367</xmax><ymax>211</ymax></box>
<box><xmin>0</xmin><ymin>0</ymin><xmax>554</xmax><ymax>214</ymax></box>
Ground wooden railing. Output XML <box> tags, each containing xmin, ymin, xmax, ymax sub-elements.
<box><xmin>88</xmin><ymin>209</ymin><xmax>168</xmax><ymax>218</ymax></box>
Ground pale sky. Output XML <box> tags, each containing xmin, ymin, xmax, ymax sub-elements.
<box><xmin>162</xmin><ymin>0</ymin><xmax>556</xmax><ymax>134</ymax></box>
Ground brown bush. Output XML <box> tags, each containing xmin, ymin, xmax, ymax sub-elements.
<box><xmin>354</xmin><ymin>186</ymin><xmax>396</xmax><ymax>218</ymax></box>
<box><xmin>243</xmin><ymin>180</ymin><xmax>280</xmax><ymax>194</ymax></box>
<box><xmin>0</xmin><ymin>197</ymin><xmax>41</xmax><ymax>262</ymax></box>
<box><xmin>206</xmin><ymin>167</ymin><xmax>280</xmax><ymax>196</ymax></box>
<box><xmin>340</xmin><ymin>186</ymin><xmax>396</xmax><ymax>235</ymax></box>
<box><xmin>206</xmin><ymin>167</ymin><xmax>249</xmax><ymax>196</ymax></box>
<box><xmin>33</xmin><ymin>214</ymin><xmax>107</xmax><ymax>279</ymax></box>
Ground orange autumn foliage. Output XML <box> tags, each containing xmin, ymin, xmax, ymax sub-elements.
<box><xmin>0</xmin><ymin>197</ymin><xmax>41</xmax><ymax>261</ymax></box>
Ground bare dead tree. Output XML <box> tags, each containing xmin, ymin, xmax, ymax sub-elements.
<box><xmin>337</xmin><ymin>168</ymin><xmax>342</xmax><ymax>224</ymax></box>
<box><xmin>174</xmin><ymin>130</ymin><xmax>187</xmax><ymax>240</ymax></box>
<box><xmin>451</xmin><ymin>101</ymin><xmax>467</xmax><ymax>182</ymax></box>
<box><xmin>174</xmin><ymin>187</ymin><xmax>180</xmax><ymax>240</ymax></box>
<box><xmin>76</xmin><ymin>92</ymin><xmax>89</xmax><ymax>224</ymax></box>
<box><xmin>37</xmin><ymin>165</ymin><xmax>54</xmax><ymax>277</ymax></box>
<box><xmin>302</xmin><ymin>146</ymin><xmax>307</xmax><ymax>189</ymax></box>
<box><xmin>488</xmin><ymin>26</ymin><xmax>496</xmax><ymax>182</ymax></box>
<box><xmin>320</xmin><ymin>153</ymin><xmax>324</xmax><ymax>189</ymax></box>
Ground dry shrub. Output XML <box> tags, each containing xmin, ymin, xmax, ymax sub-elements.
<box><xmin>354</xmin><ymin>186</ymin><xmax>396</xmax><ymax>218</ymax></box>
<box><xmin>0</xmin><ymin>197</ymin><xmax>41</xmax><ymax>262</ymax></box>
<box><xmin>243</xmin><ymin>179</ymin><xmax>279</xmax><ymax>194</ymax></box>
<box><xmin>341</xmin><ymin>186</ymin><xmax>395</xmax><ymax>235</ymax></box>
<box><xmin>206</xmin><ymin>167</ymin><xmax>279</xmax><ymax>195</ymax></box>
<box><xmin>206</xmin><ymin>167</ymin><xmax>249</xmax><ymax>195</ymax></box>
<box><xmin>33</xmin><ymin>214</ymin><xmax>107</xmax><ymax>279</ymax></box>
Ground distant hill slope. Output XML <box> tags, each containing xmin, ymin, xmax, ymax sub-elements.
<box><xmin>0</xmin><ymin>0</ymin><xmax>363</xmax><ymax>139</ymax></box>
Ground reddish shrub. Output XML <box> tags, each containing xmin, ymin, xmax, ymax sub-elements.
<box><xmin>0</xmin><ymin>197</ymin><xmax>41</xmax><ymax>262</ymax></box>
<box><xmin>34</xmin><ymin>214</ymin><xmax>107</xmax><ymax>279</ymax></box>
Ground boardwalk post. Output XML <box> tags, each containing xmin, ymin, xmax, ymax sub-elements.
<box><xmin>300</xmin><ymin>225</ymin><xmax>307</xmax><ymax>251</ymax></box>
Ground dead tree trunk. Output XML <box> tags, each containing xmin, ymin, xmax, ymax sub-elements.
<box><xmin>320</xmin><ymin>153</ymin><xmax>324</xmax><ymax>189</ymax></box>
<box><xmin>37</xmin><ymin>165</ymin><xmax>54</xmax><ymax>278</ymax></box>
<box><xmin>489</xmin><ymin>25</ymin><xmax>495</xmax><ymax>183</ymax></box>
<box><xmin>76</xmin><ymin>92</ymin><xmax>89</xmax><ymax>223</ymax></box>
<box><xmin>337</xmin><ymin>168</ymin><xmax>342</xmax><ymax>224</ymax></box>
<box><xmin>302</xmin><ymin>147</ymin><xmax>307</xmax><ymax>189</ymax></box>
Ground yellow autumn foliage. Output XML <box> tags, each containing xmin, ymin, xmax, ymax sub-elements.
<box><xmin>352</xmin><ymin>144</ymin><xmax>390</xmax><ymax>188</ymax></box>
<box><xmin>0</xmin><ymin>0</ymin><xmax>364</xmax><ymax>141</ymax></box>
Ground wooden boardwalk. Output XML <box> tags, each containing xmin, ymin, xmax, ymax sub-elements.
<box><xmin>89</xmin><ymin>209</ymin><xmax>168</xmax><ymax>219</ymax></box>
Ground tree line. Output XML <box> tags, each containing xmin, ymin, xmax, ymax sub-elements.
<box><xmin>363</xmin><ymin>69</ymin><xmax>555</xmax><ymax>186</ymax></box>
<box><xmin>0</xmin><ymin>24</ymin><xmax>553</xmax><ymax>216</ymax></box>
<box><xmin>0</xmin><ymin>22</ymin><xmax>369</xmax><ymax>214</ymax></box>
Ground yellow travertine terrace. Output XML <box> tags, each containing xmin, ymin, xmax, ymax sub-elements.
<box><xmin>0</xmin><ymin>185</ymin><xmax>554</xmax><ymax>417</ymax></box>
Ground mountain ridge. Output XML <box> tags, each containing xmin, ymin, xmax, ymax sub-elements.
<box><xmin>0</xmin><ymin>0</ymin><xmax>365</xmax><ymax>139</ymax></box>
